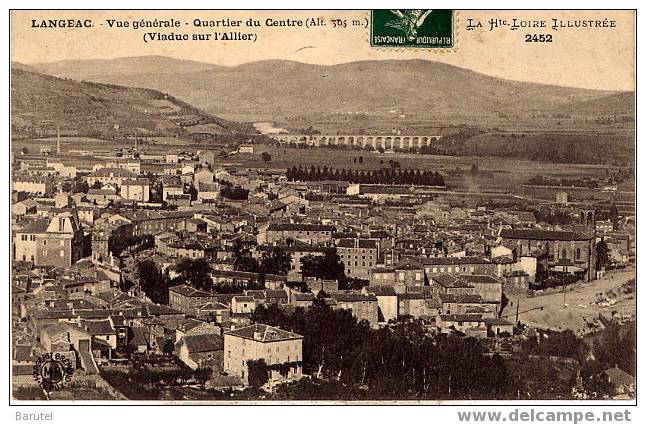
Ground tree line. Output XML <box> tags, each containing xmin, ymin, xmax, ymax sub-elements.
<box><xmin>287</xmin><ymin>165</ymin><xmax>445</xmax><ymax>186</ymax></box>
<box><xmin>252</xmin><ymin>299</ymin><xmax>509</xmax><ymax>399</ymax></box>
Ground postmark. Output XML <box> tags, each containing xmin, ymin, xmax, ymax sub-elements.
<box><xmin>371</xmin><ymin>10</ymin><xmax>454</xmax><ymax>48</ymax></box>
<box><xmin>32</xmin><ymin>352</ymin><xmax>74</xmax><ymax>392</ymax></box>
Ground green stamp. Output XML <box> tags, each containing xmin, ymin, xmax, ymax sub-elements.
<box><xmin>371</xmin><ymin>10</ymin><xmax>454</xmax><ymax>48</ymax></box>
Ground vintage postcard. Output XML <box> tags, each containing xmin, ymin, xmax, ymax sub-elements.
<box><xmin>9</xmin><ymin>8</ymin><xmax>635</xmax><ymax>409</ymax></box>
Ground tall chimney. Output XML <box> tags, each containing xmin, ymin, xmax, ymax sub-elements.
<box><xmin>56</xmin><ymin>125</ymin><xmax>61</xmax><ymax>154</ymax></box>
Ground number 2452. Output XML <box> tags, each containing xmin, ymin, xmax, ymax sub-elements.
<box><xmin>525</xmin><ymin>34</ymin><xmax>553</xmax><ymax>42</ymax></box>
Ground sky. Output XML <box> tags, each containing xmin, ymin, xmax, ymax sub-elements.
<box><xmin>10</xmin><ymin>10</ymin><xmax>635</xmax><ymax>91</ymax></box>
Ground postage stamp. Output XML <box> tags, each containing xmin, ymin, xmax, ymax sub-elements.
<box><xmin>371</xmin><ymin>9</ymin><xmax>454</xmax><ymax>48</ymax></box>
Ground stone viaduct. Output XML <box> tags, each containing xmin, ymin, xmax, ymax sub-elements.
<box><xmin>269</xmin><ymin>134</ymin><xmax>442</xmax><ymax>150</ymax></box>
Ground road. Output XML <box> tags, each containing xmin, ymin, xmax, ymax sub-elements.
<box><xmin>502</xmin><ymin>268</ymin><xmax>635</xmax><ymax>333</ymax></box>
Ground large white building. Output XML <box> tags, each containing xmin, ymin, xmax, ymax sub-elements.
<box><xmin>224</xmin><ymin>324</ymin><xmax>303</xmax><ymax>385</ymax></box>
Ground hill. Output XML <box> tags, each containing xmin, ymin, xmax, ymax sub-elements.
<box><xmin>554</xmin><ymin>91</ymin><xmax>635</xmax><ymax>117</ymax></box>
<box><xmin>34</xmin><ymin>55</ymin><xmax>225</xmax><ymax>80</ymax></box>
<box><xmin>10</xmin><ymin>67</ymin><xmax>252</xmax><ymax>139</ymax></box>
<box><xmin>29</xmin><ymin>57</ymin><xmax>631</xmax><ymax>122</ymax></box>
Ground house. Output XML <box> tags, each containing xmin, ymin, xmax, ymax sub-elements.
<box><xmin>398</xmin><ymin>293</ymin><xmax>441</xmax><ymax>319</ymax></box>
<box><xmin>421</xmin><ymin>256</ymin><xmax>495</xmax><ymax>281</ymax></box>
<box><xmin>119</xmin><ymin>179</ymin><xmax>150</xmax><ymax>202</ymax></box>
<box><xmin>162</xmin><ymin>179</ymin><xmax>184</xmax><ymax>201</ymax></box>
<box><xmin>198</xmin><ymin>181</ymin><xmax>220</xmax><ymax>201</ymax></box>
<box><xmin>169</xmin><ymin>284</ymin><xmax>218</xmax><ymax>317</ymax></box>
<box><xmin>13</xmin><ymin>219</ymin><xmax>48</xmax><ymax>263</ymax></box>
<box><xmin>305</xmin><ymin>278</ymin><xmax>339</xmax><ymax>295</ymax></box>
<box><xmin>86</xmin><ymin>187</ymin><xmax>120</xmax><ymax>205</ymax></box>
<box><xmin>503</xmin><ymin>270</ymin><xmax>530</xmax><ymax>292</ymax></box>
<box><xmin>196</xmin><ymin>302</ymin><xmax>230</xmax><ymax>323</ymax></box>
<box><xmin>40</xmin><ymin>322</ymin><xmax>92</xmax><ymax>353</ymax></box>
<box><xmin>265</xmin><ymin>223</ymin><xmax>335</xmax><ymax>245</ymax></box>
<box><xmin>81</xmin><ymin>319</ymin><xmax>117</xmax><ymax>350</ymax></box>
<box><xmin>231</xmin><ymin>296</ymin><xmax>256</xmax><ymax>314</ymax></box>
<box><xmin>461</xmin><ymin>274</ymin><xmax>503</xmax><ymax>304</ymax></box>
<box><xmin>336</xmin><ymin>238</ymin><xmax>378</xmax><ymax>280</ymax></box>
<box><xmin>440</xmin><ymin>293</ymin><xmax>492</xmax><ymax>315</ymax></box>
<box><xmin>430</xmin><ymin>274</ymin><xmax>474</xmax><ymax>297</ymax></box>
<box><xmin>368</xmin><ymin>286</ymin><xmax>398</xmax><ymax>323</ymax></box>
<box><xmin>13</xmin><ymin>175</ymin><xmax>53</xmax><ymax>196</ymax></box>
<box><xmin>224</xmin><ymin>324</ymin><xmax>303</xmax><ymax>385</ymax></box>
<box><xmin>492</xmin><ymin>255</ymin><xmax>515</xmax><ymax>277</ymax></box>
<box><xmin>12</xmin><ymin>199</ymin><xmax>38</xmax><ymax>216</ymax></box>
<box><xmin>291</xmin><ymin>292</ymin><xmax>315</xmax><ymax>309</ymax></box>
<box><xmin>194</xmin><ymin>168</ymin><xmax>215</xmax><ymax>186</ymax></box>
<box><xmin>437</xmin><ymin>314</ymin><xmax>488</xmax><ymax>337</ymax></box>
<box><xmin>128</xmin><ymin>327</ymin><xmax>149</xmax><ymax>354</ymax></box>
<box><xmin>175</xmin><ymin>318</ymin><xmax>221</xmax><ymax>340</ymax></box>
<box><xmin>86</xmin><ymin>167</ymin><xmax>137</xmax><ymax>187</ymax></box>
<box><xmin>330</xmin><ymin>292</ymin><xmax>379</xmax><ymax>327</ymax></box>
<box><xmin>176</xmin><ymin>333</ymin><xmax>224</xmax><ymax>370</ymax></box>
<box><xmin>18</xmin><ymin>211</ymin><xmax>85</xmax><ymax>268</ymax></box>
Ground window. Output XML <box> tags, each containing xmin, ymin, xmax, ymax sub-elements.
<box><xmin>576</xmin><ymin>248</ymin><xmax>581</xmax><ymax>260</ymax></box>
<box><xmin>43</xmin><ymin>240</ymin><xmax>47</xmax><ymax>246</ymax></box>
<box><xmin>59</xmin><ymin>250</ymin><xmax>65</xmax><ymax>257</ymax></box>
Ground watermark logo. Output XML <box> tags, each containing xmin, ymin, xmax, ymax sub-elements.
<box><xmin>32</xmin><ymin>353</ymin><xmax>74</xmax><ymax>391</ymax></box>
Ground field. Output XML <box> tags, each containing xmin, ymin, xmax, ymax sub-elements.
<box><xmin>502</xmin><ymin>268</ymin><xmax>636</xmax><ymax>333</ymax></box>
<box><xmin>228</xmin><ymin>144</ymin><xmax>628</xmax><ymax>194</ymax></box>
<box><xmin>12</xmin><ymin>137</ymin><xmax>634</xmax><ymax>199</ymax></box>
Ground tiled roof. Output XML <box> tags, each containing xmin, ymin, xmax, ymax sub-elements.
<box><xmin>331</xmin><ymin>292</ymin><xmax>377</xmax><ymax>302</ymax></box>
<box><xmin>421</xmin><ymin>256</ymin><xmax>490</xmax><ymax>266</ymax></box>
<box><xmin>432</xmin><ymin>274</ymin><xmax>472</xmax><ymax>289</ymax></box>
<box><xmin>82</xmin><ymin>319</ymin><xmax>115</xmax><ymax>335</ymax></box>
<box><xmin>337</xmin><ymin>238</ymin><xmax>378</xmax><ymax>249</ymax></box>
<box><xmin>225</xmin><ymin>323</ymin><xmax>302</xmax><ymax>342</ymax></box>
<box><xmin>182</xmin><ymin>333</ymin><xmax>223</xmax><ymax>353</ymax></box>
<box><xmin>461</xmin><ymin>274</ymin><xmax>501</xmax><ymax>284</ymax></box>
<box><xmin>500</xmin><ymin>228</ymin><xmax>592</xmax><ymax>241</ymax></box>
<box><xmin>268</xmin><ymin>223</ymin><xmax>335</xmax><ymax>232</ymax></box>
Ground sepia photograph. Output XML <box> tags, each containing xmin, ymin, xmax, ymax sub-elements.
<box><xmin>7</xmin><ymin>6</ymin><xmax>637</xmax><ymax>412</ymax></box>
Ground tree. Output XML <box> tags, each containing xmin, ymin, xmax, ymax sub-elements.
<box><xmin>174</xmin><ymin>258</ymin><xmax>213</xmax><ymax>292</ymax></box>
<box><xmin>20</xmin><ymin>147</ymin><xmax>29</xmax><ymax>155</ymax></box>
<box><xmin>260</xmin><ymin>247</ymin><xmax>291</xmax><ymax>276</ymax></box>
<box><xmin>137</xmin><ymin>259</ymin><xmax>169</xmax><ymax>304</ymax></box>
<box><xmin>220</xmin><ymin>185</ymin><xmax>249</xmax><ymax>201</ymax></box>
<box><xmin>596</xmin><ymin>240</ymin><xmax>610</xmax><ymax>271</ymax></box>
<box><xmin>301</xmin><ymin>252</ymin><xmax>345</xmax><ymax>282</ymax></box>
<box><xmin>162</xmin><ymin>339</ymin><xmax>175</xmax><ymax>357</ymax></box>
<box><xmin>261</xmin><ymin>152</ymin><xmax>272</xmax><ymax>162</ymax></box>
<box><xmin>247</xmin><ymin>359</ymin><xmax>270</xmax><ymax>388</ymax></box>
